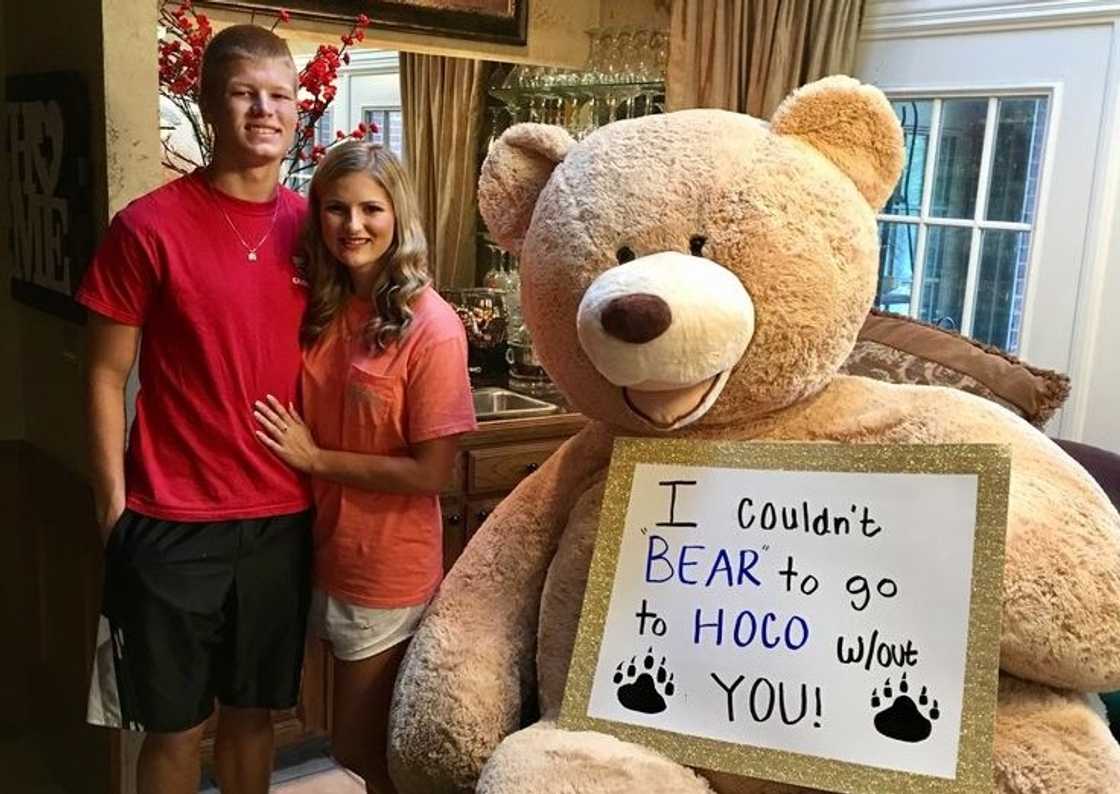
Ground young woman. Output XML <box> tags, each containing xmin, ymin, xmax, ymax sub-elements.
<box><xmin>252</xmin><ymin>141</ymin><xmax>476</xmax><ymax>793</ymax></box>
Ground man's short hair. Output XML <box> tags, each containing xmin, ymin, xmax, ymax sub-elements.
<box><xmin>199</xmin><ymin>24</ymin><xmax>297</xmax><ymax>118</ymax></box>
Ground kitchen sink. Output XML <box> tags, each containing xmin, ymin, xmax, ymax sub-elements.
<box><xmin>473</xmin><ymin>387</ymin><xmax>559</xmax><ymax>421</ymax></box>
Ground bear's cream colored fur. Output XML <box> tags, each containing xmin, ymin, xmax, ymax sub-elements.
<box><xmin>388</xmin><ymin>76</ymin><xmax>1120</xmax><ymax>793</ymax></box>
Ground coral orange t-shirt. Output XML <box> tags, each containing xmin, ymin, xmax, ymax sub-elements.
<box><xmin>302</xmin><ymin>287</ymin><xmax>477</xmax><ymax>607</ymax></box>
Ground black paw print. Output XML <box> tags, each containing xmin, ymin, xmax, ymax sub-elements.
<box><xmin>871</xmin><ymin>672</ymin><xmax>939</xmax><ymax>743</ymax></box>
<box><xmin>613</xmin><ymin>648</ymin><xmax>675</xmax><ymax>715</ymax></box>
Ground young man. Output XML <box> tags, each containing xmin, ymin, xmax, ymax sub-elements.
<box><xmin>81</xmin><ymin>25</ymin><xmax>312</xmax><ymax>794</ymax></box>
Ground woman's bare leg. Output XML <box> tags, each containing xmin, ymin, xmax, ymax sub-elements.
<box><xmin>330</xmin><ymin>640</ymin><xmax>410</xmax><ymax>794</ymax></box>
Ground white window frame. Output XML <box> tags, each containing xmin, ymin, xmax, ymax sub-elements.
<box><xmin>878</xmin><ymin>85</ymin><xmax>1058</xmax><ymax>351</ymax></box>
<box><xmin>361</xmin><ymin>105</ymin><xmax>404</xmax><ymax>157</ymax></box>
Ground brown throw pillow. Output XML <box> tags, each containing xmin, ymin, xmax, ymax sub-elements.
<box><xmin>840</xmin><ymin>309</ymin><xmax>1070</xmax><ymax>428</ymax></box>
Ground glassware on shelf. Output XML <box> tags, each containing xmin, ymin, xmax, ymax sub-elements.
<box><xmin>652</xmin><ymin>31</ymin><xmax>669</xmax><ymax>79</ymax></box>
<box><xmin>444</xmin><ymin>288</ymin><xmax>507</xmax><ymax>350</ymax></box>
<box><xmin>570</xmin><ymin>97</ymin><xmax>597</xmax><ymax>139</ymax></box>
<box><xmin>482</xmin><ymin>244</ymin><xmax>525</xmax><ymax>345</ymax></box>
<box><xmin>441</xmin><ymin>287</ymin><xmax>509</xmax><ymax>385</ymax></box>
<box><xmin>484</xmin><ymin>25</ymin><xmax>667</xmax><ymax>140</ymax></box>
<box><xmin>482</xmin><ymin>249</ymin><xmax>516</xmax><ymax>293</ymax></box>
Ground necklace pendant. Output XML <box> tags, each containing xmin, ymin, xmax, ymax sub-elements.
<box><xmin>248</xmin><ymin>250</ymin><xmax>258</xmax><ymax>262</ymax></box>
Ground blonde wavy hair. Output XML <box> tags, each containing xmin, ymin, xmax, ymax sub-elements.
<box><xmin>301</xmin><ymin>141</ymin><xmax>431</xmax><ymax>351</ymax></box>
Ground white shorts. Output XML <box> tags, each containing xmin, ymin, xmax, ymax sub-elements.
<box><xmin>309</xmin><ymin>590</ymin><xmax>428</xmax><ymax>662</ymax></box>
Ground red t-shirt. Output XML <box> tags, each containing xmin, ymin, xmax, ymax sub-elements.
<box><xmin>77</xmin><ymin>170</ymin><xmax>312</xmax><ymax>521</ymax></box>
<box><xmin>302</xmin><ymin>288</ymin><xmax>477</xmax><ymax>607</ymax></box>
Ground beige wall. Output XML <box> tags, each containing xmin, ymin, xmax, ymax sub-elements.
<box><xmin>1</xmin><ymin>0</ymin><xmax>160</xmax><ymax>466</ymax></box>
<box><xmin>104</xmin><ymin>2</ymin><xmax>163</xmax><ymax>218</ymax></box>
<box><xmin>599</xmin><ymin>0</ymin><xmax>671</xmax><ymax>30</ymax></box>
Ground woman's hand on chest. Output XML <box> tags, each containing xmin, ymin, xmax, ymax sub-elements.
<box><xmin>253</xmin><ymin>395</ymin><xmax>322</xmax><ymax>473</ymax></box>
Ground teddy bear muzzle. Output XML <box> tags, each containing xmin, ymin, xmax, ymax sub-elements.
<box><xmin>576</xmin><ymin>251</ymin><xmax>755</xmax><ymax>430</ymax></box>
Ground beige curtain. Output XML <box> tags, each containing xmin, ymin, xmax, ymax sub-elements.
<box><xmin>666</xmin><ymin>0</ymin><xmax>865</xmax><ymax>118</ymax></box>
<box><xmin>400</xmin><ymin>53</ymin><xmax>490</xmax><ymax>288</ymax></box>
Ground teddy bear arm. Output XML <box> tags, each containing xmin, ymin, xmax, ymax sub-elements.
<box><xmin>388</xmin><ymin>425</ymin><xmax>615</xmax><ymax>793</ymax></box>
<box><xmin>904</xmin><ymin>390</ymin><xmax>1120</xmax><ymax>689</ymax></box>
<box><xmin>1001</xmin><ymin>430</ymin><xmax>1120</xmax><ymax>688</ymax></box>
<box><xmin>994</xmin><ymin>673</ymin><xmax>1120</xmax><ymax>793</ymax></box>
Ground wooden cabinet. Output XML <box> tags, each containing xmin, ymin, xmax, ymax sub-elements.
<box><xmin>466</xmin><ymin>495</ymin><xmax>505</xmax><ymax>538</ymax></box>
<box><xmin>440</xmin><ymin>495</ymin><xmax>467</xmax><ymax>573</ymax></box>
<box><xmin>466</xmin><ymin>440</ymin><xmax>562</xmax><ymax>493</ymax></box>
<box><xmin>441</xmin><ymin>412</ymin><xmax>586</xmax><ymax>570</ymax></box>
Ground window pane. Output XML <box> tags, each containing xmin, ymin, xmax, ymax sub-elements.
<box><xmin>875</xmin><ymin>221</ymin><xmax>918</xmax><ymax>314</ymax></box>
<box><xmin>390</xmin><ymin>110</ymin><xmax>405</xmax><ymax>159</ymax></box>
<box><xmin>930</xmin><ymin>99</ymin><xmax>988</xmax><ymax>219</ymax></box>
<box><xmin>918</xmin><ymin>226</ymin><xmax>973</xmax><ymax>330</ymax></box>
<box><xmin>883</xmin><ymin>100</ymin><xmax>932</xmax><ymax>217</ymax></box>
<box><xmin>365</xmin><ymin>109</ymin><xmax>387</xmax><ymax>146</ymax></box>
<box><xmin>986</xmin><ymin>97</ymin><xmax>1048</xmax><ymax>224</ymax></box>
<box><xmin>971</xmin><ymin>230</ymin><xmax>1031</xmax><ymax>351</ymax></box>
<box><xmin>363</xmin><ymin>108</ymin><xmax>405</xmax><ymax>159</ymax></box>
<box><xmin>313</xmin><ymin>108</ymin><xmax>333</xmax><ymax>147</ymax></box>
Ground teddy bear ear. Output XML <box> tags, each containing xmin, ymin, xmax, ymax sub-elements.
<box><xmin>770</xmin><ymin>75</ymin><xmax>904</xmax><ymax>210</ymax></box>
<box><xmin>478</xmin><ymin>123</ymin><xmax>575</xmax><ymax>255</ymax></box>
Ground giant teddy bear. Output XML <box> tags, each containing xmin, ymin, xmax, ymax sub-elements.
<box><xmin>388</xmin><ymin>76</ymin><xmax>1120</xmax><ymax>793</ymax></box>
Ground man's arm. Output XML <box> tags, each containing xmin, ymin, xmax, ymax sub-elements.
<box><xmin>86</xmin><ymin>313</ymin><xmax>140</xmax><ymax>543</ymax></box>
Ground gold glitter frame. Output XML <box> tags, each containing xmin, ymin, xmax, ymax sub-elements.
<box><xmin>559</xmin><ymin>439</ymin><xmax>1010</xmax><ymax>794</ymax></box>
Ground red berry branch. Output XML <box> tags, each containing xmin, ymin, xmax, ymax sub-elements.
<box><xmin>158</xmin><ymin>1</ymin><xmax>378</xmax><ymax>185</ymax></box>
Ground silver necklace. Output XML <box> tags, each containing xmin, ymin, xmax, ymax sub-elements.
<box><xmin>208</xmin><ymin>181</ymin><xmax>281</xmax><ymax>262</ymax></box>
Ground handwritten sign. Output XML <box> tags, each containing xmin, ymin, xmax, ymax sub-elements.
<box><xmin>560</xmin><ymin>440</ymin><xmax>1008</xmax><ymax>794</ymax></box>
<box><xmin>5</xmin><ymin>71</ymin><xmax>92</xmax><ymax>322</ymax></box>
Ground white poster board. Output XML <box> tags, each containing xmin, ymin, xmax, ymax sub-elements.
<box><xmin>560</xmin><ymin>440</ymin><xmax>1008</xmax><ymax>794</ymax></box>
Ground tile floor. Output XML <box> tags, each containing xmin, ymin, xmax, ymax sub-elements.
<box><xmin>2</xmin><ymin>723</ymin><xmax>366</xmax><ymax>794</ymax></box>
<box><xmin>200</xmin><ymin>760</ymin><xmax>365</xmax><ymax>793</ymax></box>
<box><xmin>199</xmin><ymin>740</ymin><xmax>367</xmax><ymax>793</ymax></box>
<box><xmin>270</xmin><ymin>766</ymin><xmax>366</xmax><ymax>792</ymax></box>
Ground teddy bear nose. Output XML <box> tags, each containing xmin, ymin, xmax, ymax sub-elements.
<box><xmin>601</xmin><ymin>293</ymin><xmax>673</xmax><ymax>344</ymax></box>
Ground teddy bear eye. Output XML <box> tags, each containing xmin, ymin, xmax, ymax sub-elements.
<box><xmin>689</xmin><ymin>235</ymin><xmax>707</xmax><ymax>256</ymax></box>
<box><xmin>616</xmin><ymin>246</ymin><xmax>636</xmax><ymax>264</ymax></box>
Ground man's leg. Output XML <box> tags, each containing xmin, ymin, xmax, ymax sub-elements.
<box><xmin>88</xmin><ymin>511</ymin><xmax>234</xmax><ymax>793</ymax></box>
<box><xmin>137</xmin><ymin>722</ymin><xmax>207</xmax><ymax>794</ymax></box>
<box><xmin>216</xmin><ymin>511</ymin><xmax>312</xmax><ymax>792</ymax></box>
<box><xmin>214</xmin><ymin>705</ymin><xmax>275</xmax><ymax>794</ymax></box>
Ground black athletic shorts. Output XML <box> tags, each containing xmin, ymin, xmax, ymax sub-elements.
<box><xmin>86</xmin><ymin>508</ymin><xmax>313</xmax><ymax>733</ymax></box>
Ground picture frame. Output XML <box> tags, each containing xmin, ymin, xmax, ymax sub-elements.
<box><xmin>207</xmin><ymin>1</ymin><xmax>529</xmax><ymax>46</ymax></box>
<box><xmin>4</xmin><ymin>71</ymin><xmax>93</xmax><ymax>324</ymax></box>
